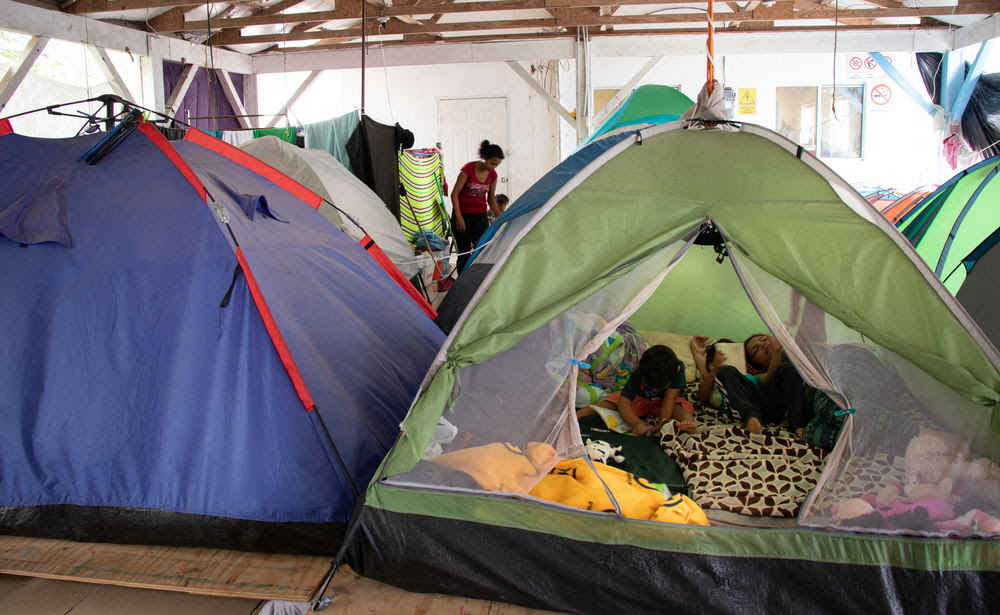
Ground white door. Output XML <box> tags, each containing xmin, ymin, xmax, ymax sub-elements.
<box><xmin>438</xmin><ymin>97</ymin><xmax>509</xmax><ymax>205</ymax></box>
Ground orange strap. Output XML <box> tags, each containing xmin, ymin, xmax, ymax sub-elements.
<box><xmin>707</xmin><ymin>0</ymin><xmax>715</xmax><ymax>94</ymax></box>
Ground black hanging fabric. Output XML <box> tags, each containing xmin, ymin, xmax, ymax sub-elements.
<box><xmin>917</xmin><ymin>52</ymin><xmax>1000</xmax><ymax>159</ymax></box>
<box><xmin>916</xmin><ymin>52</ymin><xmax>943</xmax><ymax>106</ymax></box>
<box><xmin>346</xmin><ymin>115</ymin><xmax>403</xmax><ymax>219</ymax></box>
<box><xmin>961</xmin><ymin>73</ymin><xmax>1000</xmax><ymax>159</ymax></box>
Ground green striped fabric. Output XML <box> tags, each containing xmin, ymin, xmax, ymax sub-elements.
<box><xmin>399</xmin><ymin>150</ymin><xmax>450</xmax><ymax>240</ymax></box>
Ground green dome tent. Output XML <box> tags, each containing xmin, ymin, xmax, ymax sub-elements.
<box><xmin>898</xmin><ymin>155</ymin><xmax>1000</xmax><ymax>349</ymax></box>
<box><xmin>583</xmin><ymin>84</ymin><xmax>694</xmax><ymax>146</ymax></box>
<box><xmin>347</xmin><ymin>123</ymin><xmax>1000</xmax><ymax>614</ymax></box>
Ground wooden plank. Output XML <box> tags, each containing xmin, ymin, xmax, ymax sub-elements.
<box><xmin>0</xmin><ymin>535</ymin><xmax>332</xmax><ymax>602</ymax></box>
<box><xmin>322</xmin><ymin>565</ymin><xmax>559</xmax><ymax>614</ymax></box>
<box><xmin>218</xmin><ymin>2</ymin><xmax>998</xmax><ymax>44</ymax></box>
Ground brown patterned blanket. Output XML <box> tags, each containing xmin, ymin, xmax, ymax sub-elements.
<box><xmin>659</xmin><ymin>405</ymin><xmax>827</xmax><ymax>518</ymax></box>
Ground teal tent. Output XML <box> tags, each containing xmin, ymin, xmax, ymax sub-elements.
<box><xmin>583</xmin><ymin>84</ymin><xmax>694</xmax><ymax>146</ymax></box>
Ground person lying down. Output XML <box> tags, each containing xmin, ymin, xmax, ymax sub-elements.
<box><xmin>691</xmin><ymin>334</ymin><xmax>812</xmax><ymax>439</ymax></box>
<box><xmin>577</xmin><ymin>344</ymin><xmax>698</xmax><ymax>436</ymax></box>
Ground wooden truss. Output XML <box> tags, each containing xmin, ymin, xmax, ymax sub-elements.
<box><xmin>60</xmin><ymin>0</ymin><xmax>1000</xmax><ymax>52</ymax></box>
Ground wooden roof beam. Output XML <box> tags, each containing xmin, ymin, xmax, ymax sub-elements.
<box><xmin>792</xmin><ymin>0</ymin><xmax>874</xmax><ymax>26</ymax></box>
<box><xmin>215</xmin><ymin>2</ymin><xmax>1000</xmax><ymax>45</ymax></box>
<box><xmin>172</xmin><ymin>0</ymin><xmax>794</xmax><ymax>31</ymax></box>
<box><xmin>265</xmin><ymin>20</ymin><xmax>949</xmax><ymax>54</ymax></box>
<box><xmin>66</xmin><ymin>0</ymin><xmax>215</xmax><ymax>14</ymax></box>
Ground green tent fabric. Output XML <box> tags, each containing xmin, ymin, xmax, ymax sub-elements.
<box><xmin>398</xmin><ymin>149</ymin><xmax>450</xmax><ymax>240</ymax></box>
<box><xmin>898</xmin><ymin>155</ymin><xmax>1000</xmax><ymax>293</ymax></box>
<box><xmin>897</xmin><ymin>155</ymin><xmax>1000</xmax><ymax>351</ymax></box>
<box><xmin>345</xmin><ymin>123</ymin><xmax>1000</xmax><ymax>614</ymax></box>
<box><xmin>583</xmin><ymin>84</ymin><xmax>694</xmax><ymax>146</ymax></box>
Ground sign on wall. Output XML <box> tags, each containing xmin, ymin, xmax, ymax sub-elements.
<box><xmin>847</xmin><ymin>55</ymin><xmax>891</xmax><ymax>81</ymax></box>
<box><xmin>738</xmin><ymin>88</ymin><xmax>757</xmax><ymax>114</ymax></box>
<box><xmin>870</xmin><ymin>84</ymin><xmax>893</xmax><ymax>106</ymax></box>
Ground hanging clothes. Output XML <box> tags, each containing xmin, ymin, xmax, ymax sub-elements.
<box><xmin>253</xmin><ymin>127</ymin><xmax>300</xmax><ymax>145</ymax></box>
<box><xmin>346</xmin><ymin>115</ymin><xmax>406</xmax><ymax>219</ymax></box>
<box><xmin>304</xmin><ymin>110</ymin><xmax>359</xmax><ymax>172</ymax></box>
<box><xmin>207</xmin><ymin>130</ymin><xmax>254</xmax><ymax>147</ymax></box>
<box><xmin>154</xmin><ymin>125</ymin><xmax>187</xmax><ymax>141</ymax></box>
<box><xmin>399</xmin><ymin>148</ymin><xmax>450</xmax><ymax>240</ymax></box>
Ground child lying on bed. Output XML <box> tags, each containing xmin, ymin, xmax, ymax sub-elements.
<box><xmin>691</xmin><ymin>334</ymin><xmax>811</xmax><ymax>439</ymax></box>
<box><xmin>577</xmin><ymin>345</ymin><xmax>697</xmax><ymax>436</ymax></box>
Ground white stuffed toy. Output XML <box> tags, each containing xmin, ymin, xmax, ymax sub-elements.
<box><xmin>585</xmin><ymin>438</ymin><xmax>625</xmax><ymax>464</ymax></box>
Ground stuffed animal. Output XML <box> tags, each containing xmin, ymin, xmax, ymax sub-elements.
<box><xmin>585</xmin><ymin>438</ymin><xmax>625</xmax><ymax>464</ymax></box>
<box><xmin>902</xmin><ymin>428</ymin><xmax>1000</xmax><ymax>504</ymax></box>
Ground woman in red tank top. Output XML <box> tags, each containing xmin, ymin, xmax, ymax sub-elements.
<box><xmin>451</xmin><ymin>140</ymin><xmax>504</xmax><ymax>275</ymax></box>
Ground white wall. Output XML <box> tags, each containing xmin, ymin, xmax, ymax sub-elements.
<box><xmin>258</xmin><ymin>60</ymin><xmax>561</xmax><ymax>201</ymax></box>
<box><xmin>558</xmin><ymin>52</ymin><xmax>956</xmax><ymax>193</ymax></box>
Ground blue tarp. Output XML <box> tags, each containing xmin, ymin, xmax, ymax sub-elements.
<box><xmin>0</xmin><ymin>128</ymin><xmax>443</xmax><ymax>550</ymax></box>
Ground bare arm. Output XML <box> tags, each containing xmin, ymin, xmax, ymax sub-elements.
<box><xmin>658</xmin><ymin>388</ymin><xmax>680</xmax><ymax>423</ymax></box>
<box><xmin>451</xmin><ymin>171</ymin><xmax>468</xmax><ymax>232</ymax></box>
<box><xmin>757</xmin><ymin>335</ymin><xmax>783</xmax><ymax>386</ymax></box>
<box><xmin>487</xmin><ymin>179</ymin><xmax>501</xmax><ymax>219</ymax></box>
<box><xmin>617</xmin><ymin>396</ymin><xmax>650</xmax><ymax>436</ymax></box>
<box><xmin>691</xmin><ymin>336</ymin><xmax>726</xmax><ymax>404</ymax></box>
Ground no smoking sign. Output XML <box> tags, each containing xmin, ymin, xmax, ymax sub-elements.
<box><xmin>870</xmin><ymin>84</ymin><xmax>892</xmax><ymax>105</ymax></box>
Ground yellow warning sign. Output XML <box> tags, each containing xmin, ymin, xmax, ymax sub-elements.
<box><xmin>738</xmin><ymin>88</ymin><xmax>757</xmax><ymax>115</ymax></box>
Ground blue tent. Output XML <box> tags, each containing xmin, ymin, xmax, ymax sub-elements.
<box><xmin>0</xmin><ymin>123</ymin><xmax>443</xmax><ymax>554</ymax></box>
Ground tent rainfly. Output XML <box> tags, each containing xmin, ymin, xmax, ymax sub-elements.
<box><xmin>0</xmin><ymin>121</ymin><xmax>444</xmax><ymax>554</ymax></box>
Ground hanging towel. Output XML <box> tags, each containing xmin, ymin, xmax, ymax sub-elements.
<box><xmin>253</xmin><ymin>127</ymin><xmax>299</xmax><ymax>144</ymax></box>
<box><xmin>220</xmin><ymin>130</ymin><xmax>253</xmax><ymax>147</ymax></box>
<box><xmin>304</xmin><ymin>110</ymin><xmax>359</xmax><ymax>172</ymax></box>
<box><xmin>399</xmin><ymin>149</ymin><xmax>450</xmax><ymax>239</ymax></box>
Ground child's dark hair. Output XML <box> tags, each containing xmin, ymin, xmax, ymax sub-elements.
<box><xmin>479</xmin><ymin>140</ymin><xmax>505</xmax><ymax>160</ymax></box>
<box><xmin>637</xmin><ymin>345</ymin><xmax>679</xmax><ymax>389</ymax></box>
<box><xmin>496</xmin><ymin>193</ymin><xmax>509</xmax><ymax>204</ymax></box>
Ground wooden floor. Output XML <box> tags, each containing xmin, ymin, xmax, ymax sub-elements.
<box><xmin>0</xmin><ymin>566</ymin><xmax>561</xmax><ymax>614</ymax></box>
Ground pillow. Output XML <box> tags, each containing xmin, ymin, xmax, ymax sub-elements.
<box><xmin>637</xmin><ymin>330</ymin><xmax>698</xmax><ymax>383</ymax></box>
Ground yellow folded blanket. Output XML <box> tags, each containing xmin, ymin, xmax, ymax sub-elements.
<box><xmin>531</xmin><ymin>458</ymin><xmax>710</xmax><ymax>526</ymax></box>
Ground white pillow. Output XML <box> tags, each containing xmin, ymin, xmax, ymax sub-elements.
<box><xmin>637</xmin><ymin>330</ymin><xmax>698</xmax><ymax>383</ymax></box>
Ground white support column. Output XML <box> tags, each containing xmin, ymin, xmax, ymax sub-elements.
<box><xmin>141</xmin><ymin>34</ymin><xmax>166</xmax><ymax>114</ymax></box>
<box><xmin>165</xmin><ymin>63</ymin><xmax>198</xmax><ymax>122</ymax></box>
<box><xmin>574</xmin><ymin>28</ymin><xmax>591</xmax><ymax>146</ymax></box>
<box><xmin>0</xmin><ymin>36</ymin><xmax>50</xmax><ymax>113</ymax></box>
<box><xmin>216</xmin><ymin>69</ymin><xmax>251</xmax><ymax>129</ymax></box>
<box><xmin>90</xmin><ymin>46</ymin><xmax>136</xmax><ymax>102</ymax></box>
<box><xmin>266</xmin><ymin>70</ymin><xmax>321</xmax><ymax>128</ymax></box>
<box><xmin>244</xmin><ymin>73</ymin><xmax>259</xmax><ymax>129</ymax></box>
<box><xmin>505</xmin><ymin>61</ymin><xmax>576</xmax><ymax>127</ymax></box>
<box><xmin>590</xmin><ymin>55</ymin><xmax>664</xmax><ymax>128</ymax></box>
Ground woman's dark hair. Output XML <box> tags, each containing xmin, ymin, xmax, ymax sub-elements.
<box><xmin>479</xmin><ymin>140</ymin><xmax>505</xmax><ymax>160</ymax></box>
<box><xmin>637</xmin><ymin>345</ymin><xmax>679</xmax><ymax>389</ymax></box>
